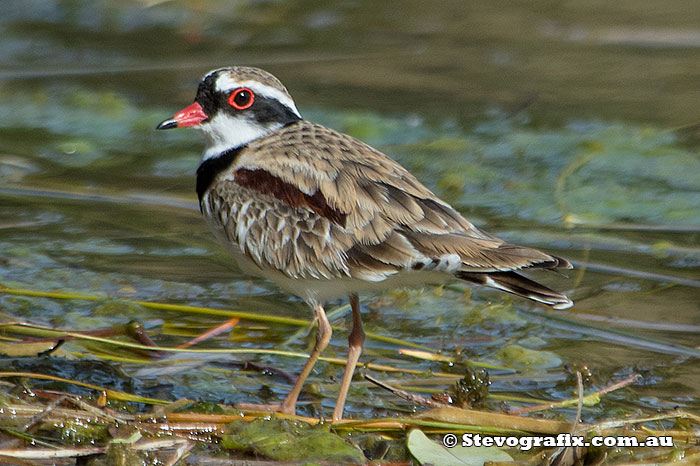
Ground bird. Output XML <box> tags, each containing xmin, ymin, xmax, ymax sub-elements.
<box><xmin>156</xmin><ymin>66</ymin><xmax>573</xmax><ymax>421</ymax></box>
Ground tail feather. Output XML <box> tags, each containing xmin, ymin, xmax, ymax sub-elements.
<box><xmin>523</xmin><ymin>254</ymin><xmax>573</xmax><ymax>270</ymax></box>
<box><xmin>457</xmin><ymin>271</ymin><xmax>573</xmax><ymax>310</ymax></box>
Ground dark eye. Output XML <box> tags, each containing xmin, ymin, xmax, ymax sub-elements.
<box><xmin>228</xmin><ymin>88</ymin><xmax>255</xmax><ymax>110</ymax></box>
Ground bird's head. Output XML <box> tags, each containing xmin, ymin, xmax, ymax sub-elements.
<box><xmin>157</xmin><ymin>66</ymin><xmax>301</xmax><ymax>160</ymax></box>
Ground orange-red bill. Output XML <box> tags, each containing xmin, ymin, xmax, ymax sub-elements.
<box><xmin>156</xmin><ymin>101</ymin><xmax>208</xmax><ymax>130</ymax></box>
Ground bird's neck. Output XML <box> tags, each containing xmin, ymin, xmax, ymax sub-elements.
<box><xmin>195</xmin><ymin>117</ymin><xmax>302</xmax><ymax>204</ymax></box>
<box><xmin>200</xmin><ymin>116</ymin><xmax>281</xmax><ymax>162</ymax></box>
<box><xmin>200</xmin><ymin>113</ymin><xmax>302</xmax><ymax>162</ymax></box>
<box><xmin>196</xmin><ymin>146</ymin><xmax>245</xmax><ymax>205</ymax></box>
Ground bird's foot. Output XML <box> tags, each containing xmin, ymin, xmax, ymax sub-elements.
<box><xmin>234</xmin><ymin>402</ymin><xmax>295</xmax><ymax>415</ymax></box>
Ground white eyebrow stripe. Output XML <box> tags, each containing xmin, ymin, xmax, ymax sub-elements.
<box><xmin>215</xmin><ymin>75</ymin><xmax>301</xmax><ymax>118</ymax></box>
<box><xmin>214</xmin><ymin>74</ymin><xmax>243</xmax><ymax>93</ymax></box>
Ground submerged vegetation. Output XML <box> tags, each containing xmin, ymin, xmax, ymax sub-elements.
<box><xmin>1</xmin><ymin>282</ymin><xmax>700</xmax><ymax>464</ymax></box>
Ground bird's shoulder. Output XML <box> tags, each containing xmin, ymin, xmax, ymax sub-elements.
<box><xmin>239</xmin><ymin>121</ymin><xmax>434</xmax><ymax>197</ymax></box>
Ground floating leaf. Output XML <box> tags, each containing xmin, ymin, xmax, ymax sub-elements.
<box><xmin>0</xmin><ymin>341</ymin><xmax>67</xmax><ymax>357</ymax></box>
<box><xmin>407</xmin><ymin>429</ymin><xmax>513</xmax><ymax>466</ymax></box>
<box><xmin>222</xmin><ymin>417</ymin><xmax>365</xmax><ymax>464</ymax></box>
<box><xmin>496</xmin><ymin>344</ymin><xmax>562</xmax><ymax>370</ymax></box>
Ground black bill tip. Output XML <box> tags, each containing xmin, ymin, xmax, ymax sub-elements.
<box><xmin>156</xmin><ymin>118</ymin><xmax>178</xmax><ymax>130</ymax></box>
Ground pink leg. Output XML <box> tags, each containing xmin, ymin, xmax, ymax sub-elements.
<box><xmin>236</xmin><ymin>302</ymin><xmax>332</xmax><ymax>415</ymax></box>
<box><xmin>332</xmin><ymin>294</ymin><xmax>365</xmax><ymax>421</ymax></box>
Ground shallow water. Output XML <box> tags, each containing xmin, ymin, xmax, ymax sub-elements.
<box><xmin>1</xmin><ymin>0</ymin><xmax>699</xmax><ymax>421</ymax></box>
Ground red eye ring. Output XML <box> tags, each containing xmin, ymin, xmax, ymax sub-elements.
<box><xmin>228</xmin><ymin>87</ymin><xmax>255</xmax><ymax>110</ymax></box>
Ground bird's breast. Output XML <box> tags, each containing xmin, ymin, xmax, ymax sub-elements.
<box><xmin>200</xmin><ymin>182</ymin><xmax>353</xmax><ymax>283</ymax></box>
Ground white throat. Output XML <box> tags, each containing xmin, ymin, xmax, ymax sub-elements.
<box><xmin>199</xmin><ymin>113</ymin><xmax>282</xmax><ymax>161</ymax></box>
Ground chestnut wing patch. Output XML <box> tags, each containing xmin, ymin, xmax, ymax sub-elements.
<box><xmin>234</xmin><ymin>168</ymin><xmax>348</xmax><ymax>227</ymax></box>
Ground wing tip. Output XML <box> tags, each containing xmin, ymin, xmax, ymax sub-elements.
<box><xmin>460</xmin><ymin>271</ymin><xmax>574</xmax><ymax>310</ymax></box>
<box><xmin>554</xmin><ymin>256</ymin><xmax>574</xmax><ymax>270</ymax></box>
<box><xmin>552</xmin><ymin>297</ymin><xmax>574</xmax><ymax>310</ymax></box>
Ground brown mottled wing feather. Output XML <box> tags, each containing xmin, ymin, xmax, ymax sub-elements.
<box><xmin>231</xmin><ymin>121</ymin><xmax>569</xmax><ymax>277</ymax></box>
<box><xmin>205</xmin><ymin>178</ymin><xmax>354</xmax><ymax>279</ymax></box>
